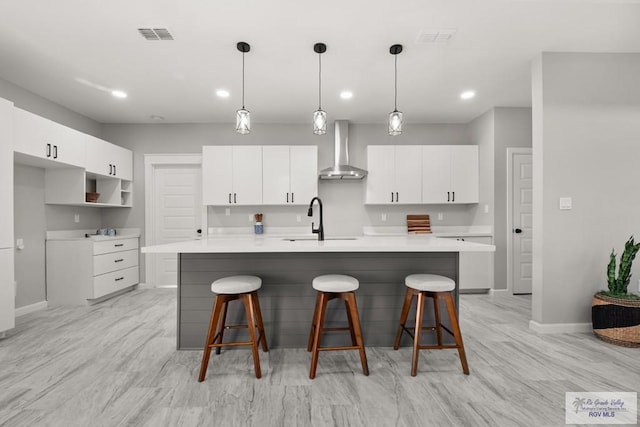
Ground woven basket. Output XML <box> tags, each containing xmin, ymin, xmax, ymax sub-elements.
<box><xmin>592</xmin><ymin>293</ymin><xmax>640</xmax><ymax>347</ymax></box>
<box><xmin>85</xmin><ymin>192</ymin><xmax>100</xmax><ymax>203</ymax></box>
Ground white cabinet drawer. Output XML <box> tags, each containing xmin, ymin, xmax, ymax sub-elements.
<box><xmin>93</xmin><ymin>238</ymin><xmax>139</xmax><ymax>255</ymax></box>
<box><xmin>92</xmin><ymin>266</ymin><xmax>139</xmax><ymax>300</ymax></box>
<box><xmin>93</xmin><ymin>249</ymin><xmax>138</xmax><ymax>276</ymax></box>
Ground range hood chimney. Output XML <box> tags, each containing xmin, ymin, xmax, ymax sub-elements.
<box><xmin>318</xmin><ymin>120</ymin><xmax>367</xmax><ymax>180</ymax></box>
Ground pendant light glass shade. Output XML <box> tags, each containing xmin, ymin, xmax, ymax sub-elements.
<box><xmin>236</xmin><ymin>42</ymin><xmax>251</xmax><ymax>134</ymax></box>
<box><xmin>388</xmin><ymin>44</ymin><xmax>403</xmax><ymax>136</ymax></box>
<box><xmin>388</xmin><ymin>110</ymin><xmax>403</xmax><ymax>136</ymax></box>
<box><xmin>313</xmin><ymin>43</ymin><xmax>327</xmax><ymax>135</ymax></box>
<box><xmin>313</xmin><ymin>109</ymin><xmax>327</xmax><ymax>135</ymax></box>
<box><xmin>236</xmin><ymin>108</ymin><xmax>250</xmax><ymax>134</ymax></box>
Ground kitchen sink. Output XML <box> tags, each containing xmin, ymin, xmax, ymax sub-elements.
<box><xmin>282</xmin><ymin>237</ymin><xmax>358</xmax><ymax>242</ymax></box>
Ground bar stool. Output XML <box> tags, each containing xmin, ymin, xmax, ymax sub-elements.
<box><xmin>307</xmin><ymin>274</ymin><xmax>369</xmax><ymax>379</ymax></box>
<box><xmin>393</xmin><ymin>274</ymin><xmax>469</xmax><ymax>376</ymax></box>
<box><xmin>198</xmin><ymin>275</ymin><xmax>268</xmax><ymax>381</ymax></box>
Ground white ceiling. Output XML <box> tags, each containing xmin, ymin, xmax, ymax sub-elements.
<box><xmin>0</xmin><ymin>0</ymin><xmax>639</xmax><ymax>125</ymax></box>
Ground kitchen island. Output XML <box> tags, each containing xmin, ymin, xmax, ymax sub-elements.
<box><xmin>142</xmin><ymin>235</ymin><xmax>495</xmax><ymax>349</ymax></box>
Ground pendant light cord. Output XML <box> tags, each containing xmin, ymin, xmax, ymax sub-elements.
<box><xmin>242</xmin><ymin>51</ymin><xmax>245</xmax><ymax>109</ymax></box>
<box><xmin>394</xmin><ymin>54</ymin><xmax>398</xmax><ymax>112</ymax></box>
<box><xmin>318</xmin><ymin>52</ymin><xmax>322</xmax><ymax>110</ymax></box>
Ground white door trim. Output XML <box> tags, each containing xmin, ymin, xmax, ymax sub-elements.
<box><xmin>144</xmin><ymin>154</ymin><xmax>206</xmax><ymax>287</ymax></box>
<box><xmin>506</xmin><ymin>147</ymin><xmax>532</xmax><ymax>293</ymax></box>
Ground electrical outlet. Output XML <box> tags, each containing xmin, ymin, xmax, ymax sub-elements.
<box><xmin>249</xmin><ymin>214</ymin><xmax>253</xmax><ymax>222</ymax></box>
<box><xmin>437</xmin><ymin>212</ymin><xmax>443</xmax><ymax>221</ymax></box>
<box><xmin>381</xmin><ymin>214</ymin><xmax>387</xmax><ymax>222</ymax></box>
<box><xmin>208</xmin><ymin>227</ymin><xmax>214</xmax><ymax>235</ymax></box>
<box><xmin>296</xmin><ymin>215</ymin><xmax>301</xmax><ymax>223</ymax></box>
<box><xmin>225</xmin><ymin>208</ymin><xmax>231</xmax><ymax>216</ymax></box>
<box><xmin>484</xmin><ymin>204</ymin><xmax>489</xmax><ymax>214</ymax></box>
<box><xmin>74</xmin><ymin>214</ymin><xmax>80</xmax><ymax>223</ymax></box>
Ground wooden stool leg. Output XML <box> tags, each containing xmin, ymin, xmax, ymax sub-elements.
<box><xmin>307</xmin><ymin>292</ymin><xmax>322</xmax><ymax>352</ymax></box>
<box><xmin>432</xmin><ymin>293</ymin><xmax>443</xmax><ymax>347</ymax></box>
<box><xmin>344</xmin><ymin>298</ymin><xmax>358</xmax><ymax>346</ymax></box>
<box><xmin>345</xmin><ymin>292</ymin><xmax>369</xmax><ymax>376</ymax></box>
<box><xmin>251</xmin><ymin>291</ymin><xmax>269</xmax><ymax>353</ymax></box>
<box><xmin>215</xmin><ymin>298</ymin><xmax>230</xmax><ymax>355</ymax></box>
<box><xmin>242</xmin><ymin>294</ymin><xmax>262</xmax><ymax>379</ymax></box>
<box><xmin>198</xmin><ymin>295</ymin><xmax>225</xmax><ymax>382</ymax></box>
<box><xmin>443</xmin><ymin>292</ymin><xmax>469</xmax><ymax>375</ymax></box>
<box><xmin>393</xmin><ymin>288</ymin><xmax>415</xmax><ymax>349</ymax></box>
<box><xmin>309</xmin><ymin>292</ymin><xmax>328</xmax><ymax>379</ymax></box>
<box><xmin>411</xmin><ymin>291</ymin><xmax>425</xmax><ymax>377</ymax></box>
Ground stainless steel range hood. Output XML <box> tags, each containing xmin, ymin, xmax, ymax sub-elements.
<box><xmin>318</xmin><ymin>120</ymin><xmax>367</xmax><ymax>180</ymax></box>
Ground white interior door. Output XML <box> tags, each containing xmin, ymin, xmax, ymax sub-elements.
<box><xmin>512</xmin><ymin>152</ymin><xmax>533</xmax><ymax>294</ymax></box>
<box><xmin>151</xmin><ymin>164</ymin><xmax>202</xmax><ymax>287</ymax></box>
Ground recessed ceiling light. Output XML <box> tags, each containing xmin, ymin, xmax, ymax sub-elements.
<box><xmin>112</xmin><ymin>90</ymin><xmax>128</xmax><ymax>99</ymax></box>
<box><xmin>460</xmin><ymin>90</ymin><xmax>475</xmax><ymax>100</ymax></box>
<box><xmin>340</xmin><ymin>91</ymin><xmax>353</xmax><ymax>100</ymax></box>
<box><xmin>150</xmin><ymin>115</ymin><xmax>165</xmax><ymax>121</ymax></box>
<box><xmin>216</xmin><ymin>89</ymin><xmax>230</xmax><ymax>98</ymax></box>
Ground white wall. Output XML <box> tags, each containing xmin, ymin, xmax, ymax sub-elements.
<box><xmin>532</xmin><ymin>53</ymin><xmax>640</xmax><ymax>325</ymax></box>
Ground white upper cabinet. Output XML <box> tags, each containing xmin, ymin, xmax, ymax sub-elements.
<box><xmin>0</xmin><ymin>98</ymin><xmax>14</xmax><ymax>248</ymax></box>
<box><xmin>366</xmin><ymin>145</ymin><xmax>422</xmax><ymax>204</ymax></box>
<box><xmin>263</xmin><ymin>145</ymin><xmax>317</xmax><ymax>205</ymax></box>
<box><xmin>422</xmin><ymin>145</ymin><xmax>478</xmax><ymax>204</ymax></box>
<box><xmin>14</xmin><ymin>108</ymin><xmax>85</xmax><ymax>167</ymax></box>
<box><xmin>202</xmin><ymin>145</ymin><xmax>262</xmax><ymax>205</ymax></box>
<box><xmin>85</xmin><ymin>135</ymin><xmax>133</xmax><ymax>181</ymax></box>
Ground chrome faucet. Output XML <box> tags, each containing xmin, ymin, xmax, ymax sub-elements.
<box><xmin>307</xmin><ymin>197</ymin><xmax>324</xmax><ymax>241</ymax></box>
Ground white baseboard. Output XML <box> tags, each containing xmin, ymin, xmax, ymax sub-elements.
<box><xmin>15</xmin><ymin>300</ymin><xmax>48</xmax><ymax>317</ymax></box>
<box><xmin>489</xmin><ymin>288</ymin><xmax>510</xmax><ymax>295</ymax></box>
<box><xmin>529</xmin><ymin>320</ymin><xmax>592</xmax><ymax>334</ymax></box>
<box><xmin>137</xmin><ymin>282</ymin><xmax>153</xmax><ymax>289</ymax></box>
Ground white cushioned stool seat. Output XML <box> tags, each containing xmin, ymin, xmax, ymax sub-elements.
<box><xmin>211</xmin><ymin>275</ymin><xmax>262</xmax><ymax>294</ymax></box>
<box><xmin>405</xmin><ymin>274</ymin><xmax>455</xmax><ymax>292</ymax></box>
<box><xmin>312</xmin><ymin>274</ymin><xmax>359</xmax><ymax>293</ymax></box>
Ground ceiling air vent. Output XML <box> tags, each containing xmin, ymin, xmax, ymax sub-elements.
<box><xmin>138</xmin><ymin>28</ymin><xmax>174</xmax><ymax>41</ymax></box>
<box><xmin>416</xmin><ymin>28</ymin><xmax>457</xmax><ymax>44</ymax></box>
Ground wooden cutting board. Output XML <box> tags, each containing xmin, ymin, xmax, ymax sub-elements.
<box><xmin>407</xmin><ymin>214</ymin><xmax>432</xmax><ymax>234</ymax></box>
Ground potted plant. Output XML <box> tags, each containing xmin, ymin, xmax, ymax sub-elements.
<box><xmin>592</xmin><ymin>236</ymin><xmax>640</xmax><ymax>347</ymax></box>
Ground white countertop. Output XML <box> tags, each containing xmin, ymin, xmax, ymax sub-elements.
<box><xmin>46</xmin><ymin>228</ymin><xmax>141</xmax><ymax>241</ymax></box>
<box><xmin>141</xmin><ymin>235</ymin><xmax>495</xmax><ymax>254</ymax></box>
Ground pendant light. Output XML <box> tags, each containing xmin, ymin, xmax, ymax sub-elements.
<box><xmin>388</xmin><ymin>44</ymin><xmax>403</xmax><ymax>136</ymax></box>
<box><xmin>313</xmin><ymin>43</ymin><xmax>327</xmax><ymax>135</ymax></box>
<box><xmin>236</xmin><ymin>41</ymin><xmax>251</xmax><ymax>134</ymax></box>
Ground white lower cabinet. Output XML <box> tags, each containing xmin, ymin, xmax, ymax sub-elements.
<box><xmin>46</xmin><ymin>237</ymin><xmax>139</xmax><ymax>305</ymax></box>
<box><xmin>442</xmin><ymin>236</ymin><xmax>493</xmax><ymax>291</ymax></box>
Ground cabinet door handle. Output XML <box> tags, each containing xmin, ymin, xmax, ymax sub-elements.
<box><xmin>286</xmin><ymin>193</ymin><xmax>289</xmax><ymax>203</ymax></box>
<box><xmin>514</xmin><ymin>228</ymin><xmax>523</xmax><ymax>234</ymax></box>
<box><xmin>291</xmin><ymin>192</ymin><xmax>294</xmax><ymax>203</ymax></box>
<box><xmin>234</xmin><ymin>193</ymin><xmax>237</xmax><ymax>204</ymax></box>
<box><xmin>228</xmin><ymin>193</ymin><xmax>232</xmax><ymax>204</ymax></box>
<box><xmin>447</xmin><ymin>192</ymin><xmax>450</xmax><ymax>202</ymax></box>
<box><xmin>114</xmin><ymin>243</ymin><xmax>124</xmax><ymax>247</ymax></box>
<box><xmin>396</xmin><ymin>192</ymin><xmax>399</xmax><ymax>202</ymax></box>
<box><xmin>113</xmin><ymin>164</ymin><xmax>116</xmax><ymax>176</ymax></box>
<box><xmin>109</xmin><ymin>164</ymin><xmax>113</xmax><ymax>175</ymax></box>
<box><xmin>114</xmin><ymin>259</ymin><xmax>124</xmax><ymax>263</ymax></box>
<box><xmin>115</xmin><ymin>277</ymin><xmax>124</xmax><ymax>282</ymax></box>
<box><xmin>452</xmin><ymin>191</ymin><xmax>455</xmax><ymax>202</ymax></box>
<box><xmin>391</xmin><ymin>192</ymin><xmax>394</xmax><ymax>203</ymax></box>
<box><xmin>53</xmin><ymin>145</ymin><xmax>58</xmax><ymax>159</ymax></box>
<box><xmin>46</xmin><ymin>143</ymin><xmax>51</xmax><ymax>158</ymax></box>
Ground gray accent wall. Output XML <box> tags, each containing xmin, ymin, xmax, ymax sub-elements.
<box><xmin>532</xmin><ymin>52</ymin><xmax>640</xmax><ymax>325</ymax></box>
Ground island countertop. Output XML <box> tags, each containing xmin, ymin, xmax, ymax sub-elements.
<box><xmin>141</xmin><ymin>234</ymin><xmax>495</xmax><ymax>254</ymax></box>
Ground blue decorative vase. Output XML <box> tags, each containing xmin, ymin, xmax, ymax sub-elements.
<box><xmin>254</xmin><ymin>222</ymin><xmax>263</xmax><ymax>234</ymax></box>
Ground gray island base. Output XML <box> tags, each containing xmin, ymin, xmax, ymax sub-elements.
<box><xmin>178</xmin><ymin>251</ymin><xmax>459</xmax><ymax>350</ymax></box>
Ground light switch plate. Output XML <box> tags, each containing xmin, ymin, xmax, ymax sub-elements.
<box><xmin>559</xmin><ymin>197</ymin><xmax>572</xmax><ymax>210</ymax></box>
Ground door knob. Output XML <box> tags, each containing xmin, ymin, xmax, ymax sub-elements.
<box><xmin>514</xmin><ymin>228</ymin><xmax>523</xmax><ymax>234</ymax></box>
